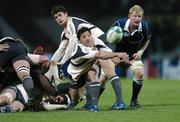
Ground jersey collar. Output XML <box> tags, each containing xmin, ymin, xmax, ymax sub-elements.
<box><xmin>123</xmin><ymin>19</ymin><xmax>142</xmax><ymax>33</ymax></box>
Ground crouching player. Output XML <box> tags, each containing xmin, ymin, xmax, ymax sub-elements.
<box><xmin>66</xmin><ymin>27</ymin><xmax>130</xmax><ymax>112</ymax></box>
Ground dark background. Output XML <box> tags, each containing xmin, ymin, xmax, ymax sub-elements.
<box><xmin>0</xmin><ymin>0</ymin><xmax>180</xmax><ymax>58</ymax></box>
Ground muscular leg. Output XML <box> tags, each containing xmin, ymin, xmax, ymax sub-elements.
<box><xmin>13</xmin><ymin>60</ymin><xmax>34</xmax><ymax>101</ymax></box>
<box><xmin>0</xmin><ymin>88</ymin><xmax>16</xmax><ymax>105</ymax></box>
<box><xmin>130</xmin><ymin>61</ymin><xmax>144</xmax><ymax>108</ymax></box>
<box><xmin>99</xmin><ymin>59</ymin><xmax>124</xmax><ymax>104</ymax></box>
<box><xmin>85</xmin><ymin>66</ymin><xmax>100</xmax><ymax>106</ymax></box>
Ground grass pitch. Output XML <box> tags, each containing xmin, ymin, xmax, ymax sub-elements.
<box><xmin>1</xmin><ymin>79</ymin><xmax>180</xmax><ymax>122</ymax></box>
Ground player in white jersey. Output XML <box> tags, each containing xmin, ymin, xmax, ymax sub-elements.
<box><xmin>67</xmin><ymin>27</ymin><xmax>129</xmax><ymax>111</ymax></box>
<box><xmin>49</xmin><ymin>5</ymin><xmax>128</xmax><ymax>110</ymax></box>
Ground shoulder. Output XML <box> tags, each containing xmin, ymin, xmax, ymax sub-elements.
<box><xmin>113</xmin><ymin>18</ymin><xmax>128</xmax><ymax>27</ymax></box>
<box><xmin>71</xmin><ymin>44</ymin><xmax>89</xmax><ymax>59</ymax></box>
<box><xmin>115</xmin><ymin>18</ymin><xmax>128</xmax><ymax>24</ymax></box>
<box><xmin>0</xmin><ymin>37</ymin><xmax>15</xmax><ymax>43</ymax></box>
<box><xmin>71</xmin><ymin>17</ymin><xmax>89</xmax><ymax>24</ymax></box>
<box><xmin>61</xmin><ymin>30</ymin><xmax>69</xmax><ymax>40</ymax></box>
<box><xmin>141</xmin><ymin>20</ymin><xmax>151</xmax><ymax>32</ymax></box>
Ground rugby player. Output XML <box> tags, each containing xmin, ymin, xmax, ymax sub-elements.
<box><xmin>49</xmin><ymin>5</ymin><xmax>128</xmax><ymax>110</ymax></box>
<box><xmin>67</xmin><ymin>27</ymin><xmax>130</xmax><ymax>112</ymax></box>
<box><xmin>109</xmin><ymin>5</ymin><xmax>151</xmax><ymax>108</ymax></box>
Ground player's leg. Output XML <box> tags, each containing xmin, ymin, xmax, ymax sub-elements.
<box><xmin>98</xmin><ymin>69</ymin><xmax>108</xmax><ymax>97</ymax></box>
<box><xmin>68</xmin><ymin>87</ymin><xmax>79</xmax><ymax>110</ymax></box>
<box><xmin>130</xmin><ymin>60</ymin><xmax>144</xmax><ymax>108</ymax></box>
<box><xmin>0</xmin><ymin>87</ymin><xmax>17</xmax><ymax>113</ymax></box>
<box><xmin>82</xmin><ymin>65</ymin><xmax>100</xmax><ymax>109</ymax></box>
<box><xmin>84</xmin><ymin>81</ymin><xmax>100</xmax><ymax>112</ymax></box>
<box><xmin>68</xmin><ymin>75</ymin><xmax>87</xmax><ymax>110</ymax></box>
<box><xmin>0</xmin><ymin>87</ymin><xmax>16</xmax><ymax>106</ymax></box>
<box><xmin>0</xmin><ymin>87</ymin><xmax>26</xmax><ymax>113</ymax></box>
<box><xmin>13</xmin><ymin>60</ymin><xmax>34</xmax><ymax>101</ymax></box>
<box><xmin>99</xmin><ymin>59</ymin><xmax>126</xmax><ymax>110</ymax></box>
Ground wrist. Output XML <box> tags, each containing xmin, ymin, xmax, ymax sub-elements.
<box><xmin>137</xmin><ymin>50</ymin><xmax>144</xmax><ymax>56</ymax></box>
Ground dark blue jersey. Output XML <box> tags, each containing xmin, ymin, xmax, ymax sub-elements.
<box><xmin>112</xmin><ymin>18</ymin><xmax>151</xmax><ymax>57</ymax></box>
<box><xmin>0</xmin><ymin>37</ymin><xmax>29</xmax><ymax>69</ymax></box>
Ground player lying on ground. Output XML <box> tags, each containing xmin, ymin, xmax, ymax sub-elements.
<box><xmin>0</xmin><ymin>47</ymin><xmax>75</xmax><ymax>112</ymax></box>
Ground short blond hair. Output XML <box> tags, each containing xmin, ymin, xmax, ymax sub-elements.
<box><xmin>129</xmin><ymin>5</ymin><xmax>144</xmax><ymax>16</ymax></box>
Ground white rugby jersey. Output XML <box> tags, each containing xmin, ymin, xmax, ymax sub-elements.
<box><xmin>67</xmin><ymin>43</ymin><xmax>98</xmax><ymax>81</ymax></box>
<box><xmin>51</xmin><ymin>16</ymin><xmax>106</xmax><ymax>65</ymax></box>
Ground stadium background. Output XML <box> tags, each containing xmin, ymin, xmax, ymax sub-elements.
<box><xmin>0</xmin><ymin>0</ymin><xmax>180</xmax><ymax>79</ymax></box>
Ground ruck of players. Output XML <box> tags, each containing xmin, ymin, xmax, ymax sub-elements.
<box><xmin>0</xmin><ymin>4</ymin><xmax>150</xmax><ymax>113</ymax></box>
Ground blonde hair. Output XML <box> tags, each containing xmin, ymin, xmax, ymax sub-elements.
<box><xmin>129</xmin><ymin>5</ymin><xmax>144</xmax><ymax>16</ymax></box>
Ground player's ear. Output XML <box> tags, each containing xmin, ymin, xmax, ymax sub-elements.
<box><xmin>128</xmin><ymin>13</ymin><xmax>131</xmax><ymax>18</ymax></box>
<box><xmin>64</xmin><ymin>12</ymin><xmax>68</xmax><ymax>16</ymax></box>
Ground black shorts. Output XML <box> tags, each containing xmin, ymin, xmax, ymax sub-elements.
<box><xmin>70</xmin><ymin>75</ymin><xmax>87</xmax><ymax>89</ymax></box>
<box><xmin>0</xmin><ymin>39</ymin><xmax>29</xmax><ymax>68</ymax></box>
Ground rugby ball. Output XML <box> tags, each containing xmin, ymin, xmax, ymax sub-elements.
<box><xmin>106</xmin><ymin>26</ymin><xmax>123</xmax><ymax>44</ymax></box>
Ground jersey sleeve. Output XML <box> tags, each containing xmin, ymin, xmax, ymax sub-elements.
<box><xmin>71</xmin><ymin>45</ymin><xmax>98</xmax><ymax>60</ymax></box>
<box><xmin>82</xmin><ymin>49</ymin><xmax>98</xmax><ymax>59</ymax></box>
<box><xmin>93</xmin><ymin>38</ymin><xmax>112</xmax><ymax>52</ymax></box>
<box><xmin>51</xmin><ymin>35</ymin><xmax>69</xmax><ymax>61</ymax></box>
<box><xmin>146</xmin><ymin>22</ymin><xmax>151</xmax><ymax>41</ymax></box>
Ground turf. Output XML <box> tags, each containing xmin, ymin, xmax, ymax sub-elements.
<box><xmin>1</xmin><ymin>79</ymin><xmax>180</xmax><ymax>122</ymax></box>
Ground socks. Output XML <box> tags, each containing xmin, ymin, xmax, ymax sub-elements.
<box><xmin>85</xmin><ymin>81</ymin><xmax>101</xmax><ymax>106</ymax></box>
<box><xmin>131</xmin><ymin>80</ymin><xmax>143</xmax><ymax>101</ymax></box>
<box><xmin>98</xmin><ymin>83</ymin><xmax>106</xmax><ymax>98</ymax></box>
<box><xmin>22</xmin><ymin>76</ymin><xmax>34</xmax><ymax>99</ymax></box>
<box><xmin>109</xmin><ymin>75</ymin><xmax>123</xmax><ymax>103</ymax></box>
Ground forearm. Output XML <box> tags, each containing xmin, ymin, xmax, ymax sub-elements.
<box><xmin>59</xmin><ymin>38</ymin><xmax>77</xmax><ymax>65</ymax></box>
<box><xmin>28</xmin><ymin>54</ymin><xmax>49</xmax><ymax>64</ymax></box>
<box><xmin>95</xmin><ymin>51</ymin><xmax>119</xmax><ymax>60</ymax></box>
<box><xmin>138</xmin><ymin>39</ymin><xmax>150</xmax><ymax>56</ymax></box>
<box><xmin>51</xmin><ymin>49</ymin><xmax>64</xmax><ymax>61</ymax></box>
<box><xmin>51</xmin><ymin>40</ymin><xmax>68</xmax><ymax>61</ymax></box>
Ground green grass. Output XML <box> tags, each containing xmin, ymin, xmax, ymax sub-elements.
<box><xmin>1</xmin><ymin>79</ymin><xmax>180</xmax><ymax>122</ymax></box>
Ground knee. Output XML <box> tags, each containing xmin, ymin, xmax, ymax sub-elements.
<box><xmin>130</xmin><ymin>61</ymin><xmax>144</xmax><ymax>80</ymax></box>
<box><xmin>15</xmin><ymin>66</ymin><xmax>30</xmax><ymax>80</ymax></box>
<box><xmin>0</xmin><ymin>92</ymin><xmax>14</xmax><ymax>104</ymax></box>
<box><xmin>134</xmin><ymin>69</ymin><xmax>144</xmax><ymax>80</ymax></box>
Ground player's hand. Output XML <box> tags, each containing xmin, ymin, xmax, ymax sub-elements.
<box><xmin>133</xmin><ymin>51</ymin><xmax>143</xmax><ymax>60</ymax></box>
<box><xmin>118</xmin><ymin>58</ymin><xmax>132</xmax><ymax>67</ymax></box>
<box><xmin>117</xmin><ymin>52</ymin><xmax>129</xmax><ymax>61</ymax></box>
<box><xmin>133</xmin><ymin>53</ymin><xmax>140</xmax><ymax>60</ymax></box>
<box><xmin>33</xmin><ymin>46</ymin><xmax>43</xmax><ymax>55</ymax></box>
<box><xmin>0</xmin><ymin>44</ymin><xmax>9</xmax><ymax>51</ymax></box>
<box><xmin>112</xmin><ymin>57</ymin><xmax>131</xmax><ymax>67</ymax></box>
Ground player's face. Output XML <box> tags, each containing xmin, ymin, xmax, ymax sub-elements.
<box><xmin>54</xmin><ymin>12</ymin><xmax>68</xmax><ymax>27</ymax></box>
<box><xmin>80</xmin><ymin>31</ymin><xmax>93</xmax><ymax>47</ymax></box>
<box><xmin>129</xmin><ymin>11</ymin><xmax>143</xmax><ymax>27</ymax></box>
